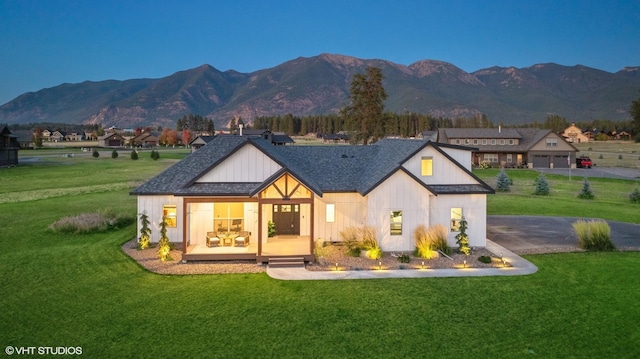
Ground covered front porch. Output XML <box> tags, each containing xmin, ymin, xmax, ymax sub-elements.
<box><xmin>182</xmin><ymin>235</ymin><xmax>313</xmax><ymax>262</ymax></box>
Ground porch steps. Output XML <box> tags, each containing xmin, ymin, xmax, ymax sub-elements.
<box><xmin>268</xmin><ymin>257</ymin><xmax>306</xmax><ymax>268</ymax></box>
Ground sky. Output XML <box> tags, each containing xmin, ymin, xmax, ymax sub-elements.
<box><xmin>1</xmin><ymin>0</ymin><xmax>639</xmax><ymax>105</ymax></box>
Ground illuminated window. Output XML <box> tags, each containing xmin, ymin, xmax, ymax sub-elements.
<box><xmin>390</xmin><ymin>210</ymin><xmax>402</xmax><ymax>235</ymax></box>
<box><xmin>326</xmin><ymin>204</ymin><xmax>335</xmax><ymax>223</ymax></box>
<box><xmin>163</xmin><ymin>205</ymin><xmax>177</xmax><ymax>228</ymax></box>
<box><xmin>421</xmin><ymin>156</ymin><xmax>433</xmax><ymax>176</ymax></box>
<box><xmin>450</xmin><ymin>208</ymin><xmax>463</xmax><ymax>232</ymax></box>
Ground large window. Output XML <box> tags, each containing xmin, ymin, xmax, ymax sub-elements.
<box><xmin>421</xmin><ymin>156</ymin><xmax>433</xmax><ymax>176</ymax></box>
<box><xmin>546</xmin><ymin>138</ymin><xmax>558</xmax><ymax>147</ymax></box>
<box><xmin>390</xmin><ymin>210</ymin><xmax>402</xmax><ymax>235</ymax></box>
<box><xmin>163</xmin><ymin>205</ymin><xmax>177</xmax><ymax>228</ymax></box>
<box><xmin>214</xmin><ymin>202</ymin><xmax>244</xmax><ymax>233</ymax></box>
<box><xmin>484</xmin><ymin>153</ymin><xmax>498</xmax><ymax>163</ymax></box>
<box><xmin>450</xmin><ymin>208</ymin><xmax>463</xmax><ymax>232</ymax></box>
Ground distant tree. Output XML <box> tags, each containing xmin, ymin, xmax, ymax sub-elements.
<box><xmin>496</xmin><ymin>168</ymin><xmax>511</xmax><ymax>192</ymax></box>
<box><xmin>534</xmin><ymin>173</ymin><xmax>550</xmax><ymax>195</ymax></box>
<box><xmin>630</xmin><ymin>90</ymin><xmax>640</xmax><ymax>142</ymax></box>
<box><xmin>111</xmin><ymin>149</ymin><xmax>118</xmax><ymax>159</ymax></box>
<box><xmin>629</xmin><ymin>187</ymin><xmax>640</xmax><ymax>203</ymax></box>
<box><xmin>33</xmin><ymin>128</ymin><xmax>43</xmax><ymax>148</ymax></box>
<box><xmin>181</xmin><ymin>129</ymin><xmax>192</xmax><ymax>145</ymax></box>
<box><xmin>134</xmin><ymin>127</ymin><xmax>142</xmax><ymax>136</ymax></box>
<box><xmin>166</xmin><ymin>130</ymin><xmax>179</xmax><ymax>146</ymax></box>
<box><xmin>544</xmin><ymin>114</ymin><xmax>568</xmax><ymax>133</ymax></box>
<box><xmin>130</xmin><ymin>150</ymin><xmax>138</xmax><ymax>160</ymax></box>
<box><xmin>92</xmin><ymin>149</ymin><xmax>100</xmax><ymax>158</ymax></box>
<box><xmin>229</xmin><ymin>117</ymin><xmax>237</xmax><ymax>134</ymax></box>
<box><xmin>578</xmin><ymin>178</ymin><xmax>595</xmax><ymax>199</ymax></box>
<box><xmin>341</xmin><ymin>67</ymin><xmax>387</xmax><ymax>144</ymax></box>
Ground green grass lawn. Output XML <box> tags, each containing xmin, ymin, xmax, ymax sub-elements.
<box><xmin>1</xmin><ymin>153</ymin><xmax>639</xmax><ymax>358</ymax></box>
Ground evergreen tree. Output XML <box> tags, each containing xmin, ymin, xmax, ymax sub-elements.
<box><xmin>629</xmin><ymin>187</ymin><xmax>640</xmax><ymax>203</ymax></box>
<box><xmin>157</xmin><ymin>216</ymin><xmax>173</xmax><ymax>261</ymax></box>
<box><xmin>534</xmin><ymin>173</ymin><xmax>550</xmax><ymax>195</ymax></box>
<box><xmin>130</xmin><ymin>150</ymin><xmax>138</xmax><ymax>160</ymax></box>
<box><xmin>455</xmin><ymin>217</ymin><xmax>471</xmax><ymax>255</ymax></box>
<box><xmin>92</xmin><ymin>149</ymin><xmax>100</xmax><ymax>158</ymax></box>
<box><xmin>137</xmin><ymin>212</ymin><xmax>151</xmax><ymax>249</ymax></box>
<box><xmin>578</xmin><ymin>178</ymin><xmax>595</xmax><ymax>199</ymax></box>
<box><xmin>630</xmin><ymin>90</ymin><xmax>640</xmax><ymax>142</ymax></box>
<box><xmin>341</xmin><ymin>67</ymin><xmax>387</xmax><ymax>144</ymax></box>
<box><xmin>496</xmin><ymin>168</ymin><xmax>511</xmax><ymax>192</ymax></box>
<box><xmin>111</xmin><ymin>149</ymin><xmax>118</xmax><ymax>159</ymax></box>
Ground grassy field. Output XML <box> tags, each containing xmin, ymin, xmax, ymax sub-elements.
<box><xmin>1</xmin><ymin>151</ymin><xmax>639</xmax><ymax>358</ymax></box>
<box><xmin>574</xmin><ymin>140</ymin><xmax>640</xmax><ymax>168</ymax></box>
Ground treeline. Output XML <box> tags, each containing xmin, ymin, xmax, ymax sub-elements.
<box><xmin>176</xmin><ymin>114</ymin><xmax>215</xmax><ymax>133</ymax></box>
<box><xmin>251</xmin><ymin>113</ymin><xmax>495</xmax><ymax>137</ymax></box>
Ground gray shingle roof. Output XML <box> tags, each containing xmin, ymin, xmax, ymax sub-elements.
<box><xmin>131</xmin><ymin>135</ymin><xmax>493</xmax><ymax>197</ymax></box>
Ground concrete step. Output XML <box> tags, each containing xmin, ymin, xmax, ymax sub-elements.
<box><xmin>268</xmin><ymin>257</ymin><xmax>306</xmax><ymax>268</ymax></box>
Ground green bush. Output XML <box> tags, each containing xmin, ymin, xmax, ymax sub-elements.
<box><xmin>534</xmin><ymin>173</ymin><xmax>550</xmax><ymax>195</ymax></box>
<box><xmin>397</xmin><ymin>254</ymin><xmax>410</xmax><ymax>263</ymax></box>
<box><xmin>495</xmin><ymin>168</ymin><xmax>511</xmax><ymax>192</ymax></box>
<box><xmin>573</xmin><ymin>220</ymin><xmax>615</xmax><ymax>251</ymax></box>
<box><xmin>92</xmin><ymin>149</ymin><xmax>100</xmax><ymax>158</ymax></box>
<box><xmin>267</xmin><ymin>220</ymin><xmax>276</xmax><ymax>237</ymax></box>
<box><xmin>629</xmin><ymin>188</ymin><xmax>640</xmax><ymax>203</ymax></box>
<box><xmin>339</xmin><ymin>225</ymin><xmax>381</xmax><ymax>259</ymax></box>
<box><xmin>130</xmin><ymin>150</ymin><xmax>139</xmax><ymax>160</ymax></box>
<box><xmin>478</xmin><ymin>255</ymin><xmax>492</xmax><ymax>264</ymax></box>
<box><xmin>578</xmin><ymin>178</ymin><xmax>595</xmax><ymax>199</ymax></box>
<box><xmin>111</xmin><ymin>149</ymin><xmax>118</xmax><ymax>159</ymax></box>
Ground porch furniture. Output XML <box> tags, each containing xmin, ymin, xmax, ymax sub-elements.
<box><xmin>222</xmin><ymin>233</ymin><xmax>238</xmax><ymax>246</ymax></box>
<box><xmin>206</xmin><ymin>232</ymin><xmax>220</xmax><ymax>247</ymax></box>
<box><xmin>234</xmin><ymin>231</ymin><xmax>250</xmax><ymax>247</ymax></box>
<box><xmin>231</xmin><ymin>219</ymin><xmax>242</xmax><ymax>232</ymax></box>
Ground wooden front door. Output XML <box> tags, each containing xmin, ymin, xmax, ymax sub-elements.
<box><xmin>272</xmin><ymin>204</ymin><xmax>300</xmax><ymax>235</ymax></box>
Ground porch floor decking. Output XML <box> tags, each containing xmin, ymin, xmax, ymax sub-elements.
<box><xmin>186</xmin><ymin>235</ymin><xmax>311</xmax><ymax>256</ymax></box>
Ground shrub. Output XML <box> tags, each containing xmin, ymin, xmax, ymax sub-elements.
<box><xmin>495</xmin><ymin>168</ymin><xmax>511</xmax><ymax>192</ymax></box>
<box><xmin>150</xmin><ymin>150</ymin><xmax>160</xmax><ymax>160</ymax></box>
<box><xmin>313</xmin><ymin>239</ymin><xmax>329</xmax><ymax>262</ymax></box>
<box><xmin>111</xmin><ymin>149</ymin><xmax>118</xmax><ymax>159</ymax></box>
<box><xmin>397</xmin><ymin>254</ymin><xmax>410</xmax><ymax>263</ymax></box>
<box><xmin>478</xmin><ymin>255</ymin><xmax>491</xmax><ymax>264</ymax></box>
<box><xmin>137</xmin><ymin>212</ymin><xmax>151</xmax><ymax>249</ymax></box>
<box><xmin>534</xmin><ymin>173</ymin><xmax>550</xmax><ymax>195</ymax></box>
<box><xmin>267</xmin><ymin>220</ymin><xmax>276</xmax><ymax>237</ymax></box>
<box><xmin>573</xmin><ymin>220</ymin><xmax>615</xmax><ymax>251</ymax></box>
<box><xmin>130</xmin><ymin>150</ymin><xmax>139</xmax><ymax>160</ymax></box>
<box><xmin>414</xmin><ymin>224</ymin><xmax>449</xmax><ymax>258</ymax></box>
<box><xmin>629</xmin><ymin>188</ymin><xmax>640</xmax><ymax>203</ymax></box>
<box><xmin>92</xmin><ymin>149</ymin><xmax>100</xmax><ymax>158</ymax></box>
<box><xmin>599</xmin><ymin>154</ymin><xmax>604</xmax><ymax>159</ymax></box>
<box><xmin>478</xmin><ymin>161</ymin><xmax>490</xmax><ymax>169</ymax></box>
<box><xmin>49</xmin><ymin>210</ymin><xmax>134</xmax><ymax>234</ymax></box>
<box><xmin>339</xmin><ymin>225</ymin><xmax>381</xmax><ymax>259</ymax></box>
<box><xmin>578</xmin><ymin>178</ymin><xmax>595</xmax><ymax>199</ymax></box>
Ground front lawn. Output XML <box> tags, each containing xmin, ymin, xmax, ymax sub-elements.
<box><xmin>1</xmin><ymin>156</ymin><xmax>639</xmax><ymax>358</ymax></box>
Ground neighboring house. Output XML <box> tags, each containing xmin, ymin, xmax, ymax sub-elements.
<box><xmin>13</xmin><ymin>130</ymin><xmax>34</xmax><ymax>149</ymax></box>
<box><xmin>437</xmin><ymin>128</ymin><xmax>578</xmax><ymax>168</ymax></box>
<box><xmin>131</xmin><ymin>135</ymin><xmax>494</xmax><ymax>263</ymax></box>
<box><xmin>241</xmin><ymin>129</ymin><xmax>295</xmax><ymax>145</ymax></box>
<box><xmin>0</xmin><ymin>126</ymin><xmax>20</xmax><ymax>167</ymax></box>
<box><xmin>65</xmin><ymin>132</ymin><xmax>85</xmax><ymax>141</ymax></box>
<box><xmin>130</xmin><ymin>132</ymin><xmax>159</xmax><ymax>147</ymax></box>
<box><xmin>49</xmin><ymin>130</ymin><xmax>65</xmax><ymax>142</ymax></box>
<box><xmin>321</xmin><ymin>133</ymin><xmax>350</xmax><ymax>144</ymax></box>
<box><xmin>188</xmin><ymin>135</ymin><xmax>216</xmax><ymax>153</ymax></box>
<box><xmin>561</xmin><ymin>123</ymin><xmax>589</xmax><ymax>143</ymax></box>
<box><xmin>98</xmin><ymin>132</ymin><xmax>125</xmax><ymax>147</ymax></box>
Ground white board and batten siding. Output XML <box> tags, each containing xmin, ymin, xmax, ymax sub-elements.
<box><xmin>429</xmin><ymin>194</ymin><xmax>487</xmax><ymax>248</ymax></box>
<box><xmin>367</xmin><ymin>171</ymin><xmax>431</xmax><ymax>252</ymax></box>
<box><xmin>196</xmin><ymin>144</ymin><xmax>282</xmax><ymax>183</ymax></box>
<box><xmin>402</xmin><ymin>146</ymin><xmax>476</xmax><ymax>186</ymax></box>
<box><xmin>314</xmin><ymin>193</ymin><xmax>368</xmax><ymax>243</ymax></box>
<box><xmin>137</xmin><ymin>195</ymin><xmax>183</xmax><ymax>243</ymax></box>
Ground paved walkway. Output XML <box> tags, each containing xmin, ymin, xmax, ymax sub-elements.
<box><xmin>266</xmin><ymin>240</ymin><xmax>537</xmax><ymax>280</ymax></box>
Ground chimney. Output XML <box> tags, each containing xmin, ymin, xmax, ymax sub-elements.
<box><xmin>499</xmin><ymin>125</ymin><xmax>501</xmax><ymax>133</ymax></box>
<box><xmin>239</xmin><ymin>123</ymin><xmax>243</xmax><ymax>136</ymax></box>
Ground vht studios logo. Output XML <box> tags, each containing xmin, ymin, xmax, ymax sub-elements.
<box><xmin>5</xmin><ymin>346</ymin><xmax>83</xmax><ymax>355</ymax></box>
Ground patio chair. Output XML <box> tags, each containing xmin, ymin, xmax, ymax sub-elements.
<box><xmin>234</xmin><ymin>231</ymin><xmax>250</xmax><ymax>247</ymax></box>
<box><xmin>206</xmin><ymin>231</ymin><xmax>220</xmax><ymax>247</ymax></box>
<box><xmin>231</xmin><ymin>219</ymin><xmax>242</xmax><ymax>232</ymax></box>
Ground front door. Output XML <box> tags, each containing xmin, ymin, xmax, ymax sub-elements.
<box><xmin>272</xmin><ymin>204</ymin><xmax>300</xmax><ymax>235</ymax></box>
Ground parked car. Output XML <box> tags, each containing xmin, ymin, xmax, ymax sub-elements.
<box><xmin>576</xmin><ymin>156</ymin><xmax>593</xmax><ymax>168</ymax></box>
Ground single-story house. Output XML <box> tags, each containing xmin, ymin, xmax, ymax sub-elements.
<box><xmin>188</xmin><ymin>135</ymin><xmax>216</xmax><ymax>152</ymax></box>
<box><xmin>130</xmin><ymin>132</ymin><xmax>159</xmax><ymax>147</ymax></box>
<box><xmin>64</xmin><ymin>132</ymin><xmax>85</xmax><ymax>141</ymax></box>
<box><xmin>0</xmin><ymin>126</ymin><xmax>20</xmax><ymax>167</ymax></box>
<box><xmin>98</xmin><ymin>132</ymin><xmax>125</xmax><ymax>147</ymax></box>
<box><xmin>13</xmin><ymin>130</ymin><xmax>34</xmax><ymax>149</ymax></box>
<box><xmin>321</xmin><ymin>132</ymin><xmax>350</xmax><ymax>144</ymax></box>
<box><xmin>437</xmin><ymin>128</ymin><xmax>578</xmax><ymax>168</ymax></box>
<box><xmin>131</xmin><ymin>135</ymin><xmax>494</xmax><ymax>263</ymax></box>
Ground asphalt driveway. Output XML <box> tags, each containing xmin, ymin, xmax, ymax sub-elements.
<box><xmin>487</xmin><ymin>215</ymin><xmax>640</xmax><ymax>252</ymax></box>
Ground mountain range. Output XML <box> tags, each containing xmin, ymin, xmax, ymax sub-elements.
<box><xmin>1</xmin><ymin>53</ymin><xmax>639</xmax><ymax>129</ymax></box>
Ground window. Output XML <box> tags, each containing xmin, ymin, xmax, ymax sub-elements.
<box><xmin>390</xmin><ymin>211</ymin><xmax>402</xmax><ymax>235</ymax></box>
<box><xmin>465</xmin><ymin>139</ymin><xmax>470</xmax><ymax>145</ymax></box>
<box><xmin>484</xmin><ymin>153</ymin><xmax>498</xmax><ymax>163</ymax></box>
<box><xmin>509</xmin><ymin>139</ymin><xmax>514</xmax><ymax>145</ymax></box>
<box><xmin>546</xmin><ymin>138</ymin><xmax>558</xmax><ymax>147</ymax></box>
<box><xmin>507</xmin><ymin>154</ymin><xmax>513</xmax><ymax>163</ymax></box>
<box><xmin>163</xmin><ymin>205</ymin><xmax>177</xmax><ymax>228</ymax></box>
<box><xmin>451</xmin><ymin>208</ymin><xmax>463</xmax><ymax>232</ymax></box>
<box><xmin>326</xmin><ymin>204</ymin><xmax>335</xmax><ymax>223</ymax></box>
<box><xmin>473</xmin><ymin>139</ymin><xmax>478</xmax><ymax>145</ymax></box>
<box><xmin>214</xmin><ymin>202</ymin><xmax>244</xmax><ymax>233</ymax></box>
<box><xmin>421</xmin><ymin>156</ymin><xmax>433</xmax><ymax>176</ymax></box>
<box><xmin>455</xmin><ymin>139</ymin><xmax>460</xmax><ymax>145</ymax></box>
<box><xmin>482</xmin><ymin>139</ymin><xmax>487</xmax><ymax>145</ymax></box>
<box><xmin>500</xmin><ymin>139</ymin><xmax>505</xmax><ymax>145</ymax></box>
